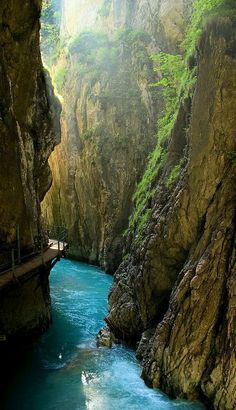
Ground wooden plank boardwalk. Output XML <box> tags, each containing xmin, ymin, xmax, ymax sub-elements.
<box><xmin>0</xmin><ymin>247</ymin><xmax>61</xmax><ymax>291</ymax></box>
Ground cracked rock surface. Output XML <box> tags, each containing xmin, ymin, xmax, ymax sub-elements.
<box><xmin>42</xmin><ymin>0</ymin><xmax>192</xmax><ymax>273</ymax></box>
<box><xmin>0</xmin><ymin>0</ymin><xmax>60</xmax><ymax>339</ymax></box>
<box><xmin>0</xmin><ymin>0</ymin><xmax>60</xmax><ymax>259</ymax></box>
<box><xmin>107</xmin><ymin>16</ymin><xmax>236</xmax><ymax>409</ymax></box>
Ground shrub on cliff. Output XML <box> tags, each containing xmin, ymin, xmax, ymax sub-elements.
<box><xmin>41</xmin><ymin>0</ymin><xmax>61</xmax><ymax>65</ymax></box>
<box><xmin>126</xmin><ymin>0</ymin><xmax>231</xmax><ymax>242</ymax></box>
<box><xmin>98</xmin><ymin>0</ymin><xmax>112</xmax><ymax>17</ymax></box>
<box><xmin>68</xmin><ymin>32</ymin><xmax>109</xmax><ymax>56</ymax></box>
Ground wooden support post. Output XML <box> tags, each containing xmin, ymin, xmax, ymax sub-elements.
<box><xmin>40</xmin><ymin>238</ymin><xmax>45</xmax><ymax>266</ymax></box>
<box><xmin>30</xmin><ymin>225</ymin><xmax>34</xmax><ymax>252</ymax></box>
<box><xmin>16</xmin><ymin>224</ymin><xmax>21</xmax><ymax>264</ymax></box>
<box><xmin>11</xmin><ymin>249</ymin><xmax>16</xmax><ymax>280</ymax></box>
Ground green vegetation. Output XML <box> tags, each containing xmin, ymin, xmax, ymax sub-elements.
<box><xmin>227</xmin><ymin>151</ymin><xmax>236</xmax><ymax>161</ymax></box>
<box><xmin>123</xmin><ymin>253</ymin><xmax>130</xmax><ymax>262</ymax></box>
<box><xmin>68</xmin><ymin>31</ymin><xmax>120</xmax><ymax>80</ymax></box>
<box><xmin>166</xmin><ymin>160</ymin><xmax>184</xmax><ymax>188</ymax></box>
<box><xmin>68</xmin><ymin>28</ymin><xmax>151</xmax><ymax>81</ymax></box>
<box><xmin>115</xmin><ymin>29</ymin><xmax>152</xmax><ymax>68</ymax></box>
<box><xmin>54</xmin><ymin>67</ymin><xmax>67</xmax><ymax>92</ymax></box>
<box><xmin>67</xmin><ymin>28</ymin><xmax>152</xmax><ymax>121</ymax></box>
<box><xmin>151</xmin><ymin>53</ymin><xmax>185</xmax><ymax>102</ymax></box>
<box><xmin>128</xmin><ymin>53</ymin><xmax>187</xmax><ymax>242</ymax></box>
<box><xmin>98</xmin><ymin>0</ymin><xmax>112</xmax><ymax>17</ymax></box>
<box><xmin>81</xmin><ymin>128</ymin><xmax>95</xmax><ymax>141</ymax></box>
<box><xmin>127</xmin><ymin>0</ymin><xmax>233</xmax><ymax>243</ymax></box>
<box><xmin>41</xmin><ymin>0</ymin><xmax>61</xmax><ymax>66</ymax></box>
<box><xmin>115</xmin><ymin>29</ymin><xmax>151</xmax><ymax>45</ymax></box>
<box><xmin>68</xmin><ymin>32</ymin><xmax>109</xmax><ymax>55</ymax></box>
<box><xmin>135</xmin><ymin>208</ymin><xmax>152</xmax><ymax>238</ymax></box>
<box><xmin>182</xmin><ymin>0</ymin><xmax>228</xmax><ymax>58</ymax></box>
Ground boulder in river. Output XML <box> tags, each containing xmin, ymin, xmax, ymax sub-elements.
<box><xmin>96</xmin><ymin>327</ymin><xmax>116</xmax><ymax>348</ymax></box>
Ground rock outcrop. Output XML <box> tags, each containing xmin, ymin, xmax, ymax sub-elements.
<box><xmin>106</xmin><ymin>15</ymin><xmax>236</xmax><ymax>410</ymax></box>
<box><xmin>96</xmin><ymin>326</ymin><xmax>116</xmax><ymax>347</ymax></box>
<box><xmin>0</xmin><ymin>0</ymin><xmax>60</xmax><ymax>258</ymax></box>
<box><xmin>42</xmin><ymin>0</ymin><xmax>191</xmax><ymax>272</ymax></box>
<box><xmin>0</xmin><ymin>0</ymin><xmax>60</xmax><ymax>340</ymax></box>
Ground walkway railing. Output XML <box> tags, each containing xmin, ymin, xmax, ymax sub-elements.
<box><xmin>0</xmin><ymin>225</ymin><xmax>68</xmax><ymax>277</ymax></box>
<box><xmin>47</xmin><ymin>225</ymin><xmax>68</xmax><ymax>252</ymax></box>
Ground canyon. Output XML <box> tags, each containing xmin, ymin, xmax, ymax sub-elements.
<box><xmin>0</xmin><ymin>0</ymin><xmax>235</xmax><ymax>409</ymax></box>
<box><xmin>42</xmin><ymin>2</ymin><xmax>235</xmax><ymax>407</ymax></box>
<box><xmin>107</xmin><ymin>14</ymin><xmax>236</xmax><ymax>409</ymax></box>
<box><xmin>42</xmin><ymin>0</ymin><xmax>191</xmax><ymax>272</ymax></box>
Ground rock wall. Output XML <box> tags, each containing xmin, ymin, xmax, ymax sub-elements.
<box><xmin>0</xmin><ymin>265</ymin><xmax>52</xmax><ymax>342</ymax></box>
<box><xmin>106</xmin><ymin>15</ymin><xmax>236</xmax><ymax>409</ymax></box>
<box><xmin>60</xmin><ymin>0</ymin><xmax>188</xmax><ymax>46</ymax></box>
<box><xmin>0</xmin><ymin>0</ymin><xmax>60</xmax><ymax>339</ymax></box>
<box><xmin>0</xmin><ymin>0</ymin><xmax>60</xmax><ymax>258</ymax></box>
<box><xmin>60</xmin><ymin>0</ymin><xmax>101</xmax><ymax>36</ymax></box>
<box><xmin>42</xmin><ymin>0</ymin><xmax>191</xmax><ymax>272</ymax></box>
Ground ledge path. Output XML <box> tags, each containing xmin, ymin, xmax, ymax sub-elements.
<box><xmin>0</xmin><ymin>247</ymin><xmax>63</xmax><ymax>291</ymax></box>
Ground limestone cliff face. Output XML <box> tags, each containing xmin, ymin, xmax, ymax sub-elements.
<box><xmin>97</xmin><ymin>0</ymin><xmax>191</xmax><ymax>50</ymax></box>
<box><xmin>43</xmin><ymin>38</ymin><xmax>157</xmax><ymax>272</ymax></box>
<box><xmin>42</xmin><ymin>0</ymin><xmax>191</xmax><ymax>272</ymax></box>
<box><xmin>60</xmin><ymin>0</ymin><xmax>189</xmax><ymax>48</ymax></box>
<box><xmin>0</xmin><ymin>0</ymin><xmax>60</xmax><ymax>259</ymax></box>
<box><xmin>107</xmin><ymin>16</ymin><xmax>236</xmax><ymax>409</ymax></box>
<box><xmin>60</xmin><ymin>0</ymin><xmax>101</xmax><ymax>36</ymax></box>
<box><xmin>0</xmin><ymin>1</ymin><xmax>60</xmax><ymax>338</ymax></box>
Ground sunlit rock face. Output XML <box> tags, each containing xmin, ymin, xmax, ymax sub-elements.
<box><xmin>112</xmin><ymin>0</ymin><xmax>191</xmax><ymax>49</ymax></box>
<box><xmin>60</xmin><ymin>0</ymin><xmax>190</xmax><ymax>42</ymax></box>
<box><xmin>60</xmin><ymin>0</ymin><xmax>101</xmax><ymax>36</ymax></box>
<box><xmin>42</xmin><ymin>0</ymin><xmax>192</xmax><ymax>272</ymax></box>
<box><xmin>158</xmin><ymin>0</ymin><xmax>187</xmax><ymax>49</ymax></box>
<box><xmin>111</xmin><ymin>0</ymin><xmax>190</xmax><ymax>51</ymax></box>
<box><xmin>107</xmin><ymin>16</ymin><xmax>236</xmax><ymax>409</ymax></box>
<box><xmin>0</xmin><ymin>1</ymin><xmax>60</xmax><ymax>338</ymax></box>
<box><xmin>43</xmin><ymin>42</ymin><xmax>157</xmax><ymax>272</ymax></box>
<box><xmin>0</xmin><ymin>0</ymin><xmax>60</xmax><ymax>257</ymax></box>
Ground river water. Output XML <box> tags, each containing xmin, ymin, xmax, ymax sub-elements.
<box><xmin>2</xmin><ymin>259</ymin><xmax>205</xmax><ymax>410</ymax></box>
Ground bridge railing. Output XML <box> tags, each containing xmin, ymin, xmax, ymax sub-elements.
<box><xmin>0</xmin><ymin>225</ymin><xmax>68</xmax><ymax>277</ymax></box>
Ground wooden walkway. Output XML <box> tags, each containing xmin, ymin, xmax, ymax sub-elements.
<box><xmin>0</xmin><ymin>248</ymin><xmax>61</xmax><ymax>291</ymax></box>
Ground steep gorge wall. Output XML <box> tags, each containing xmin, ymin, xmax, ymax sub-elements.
<box><xmin>0</xmin><ymin>0</ymin><xmax>60</xmax><ymax>258</ymax></box>
<box><xmin>42</xmin><ymin>0</ymin><xmax>191</xmax><ymax>272</ymax></box>
<box><xmin>0</xmin><ymin>0</ymin><xmax>60</xmax><ymax>339</ymax></box>
<box><xmin>60</xmin><ymin>0</ymin><xmax>189</xmax><ymax>47</ymax></box>
<box><xmin>107</xmin><ymin>14</ymin><xmax>236</xmax><ymax>410</ymax></box>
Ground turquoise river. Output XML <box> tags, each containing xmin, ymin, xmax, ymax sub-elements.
<box><xmin>1</xmin><ymin>259</ymin><xmax>206</xmax><ymax>410</ymax></box>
